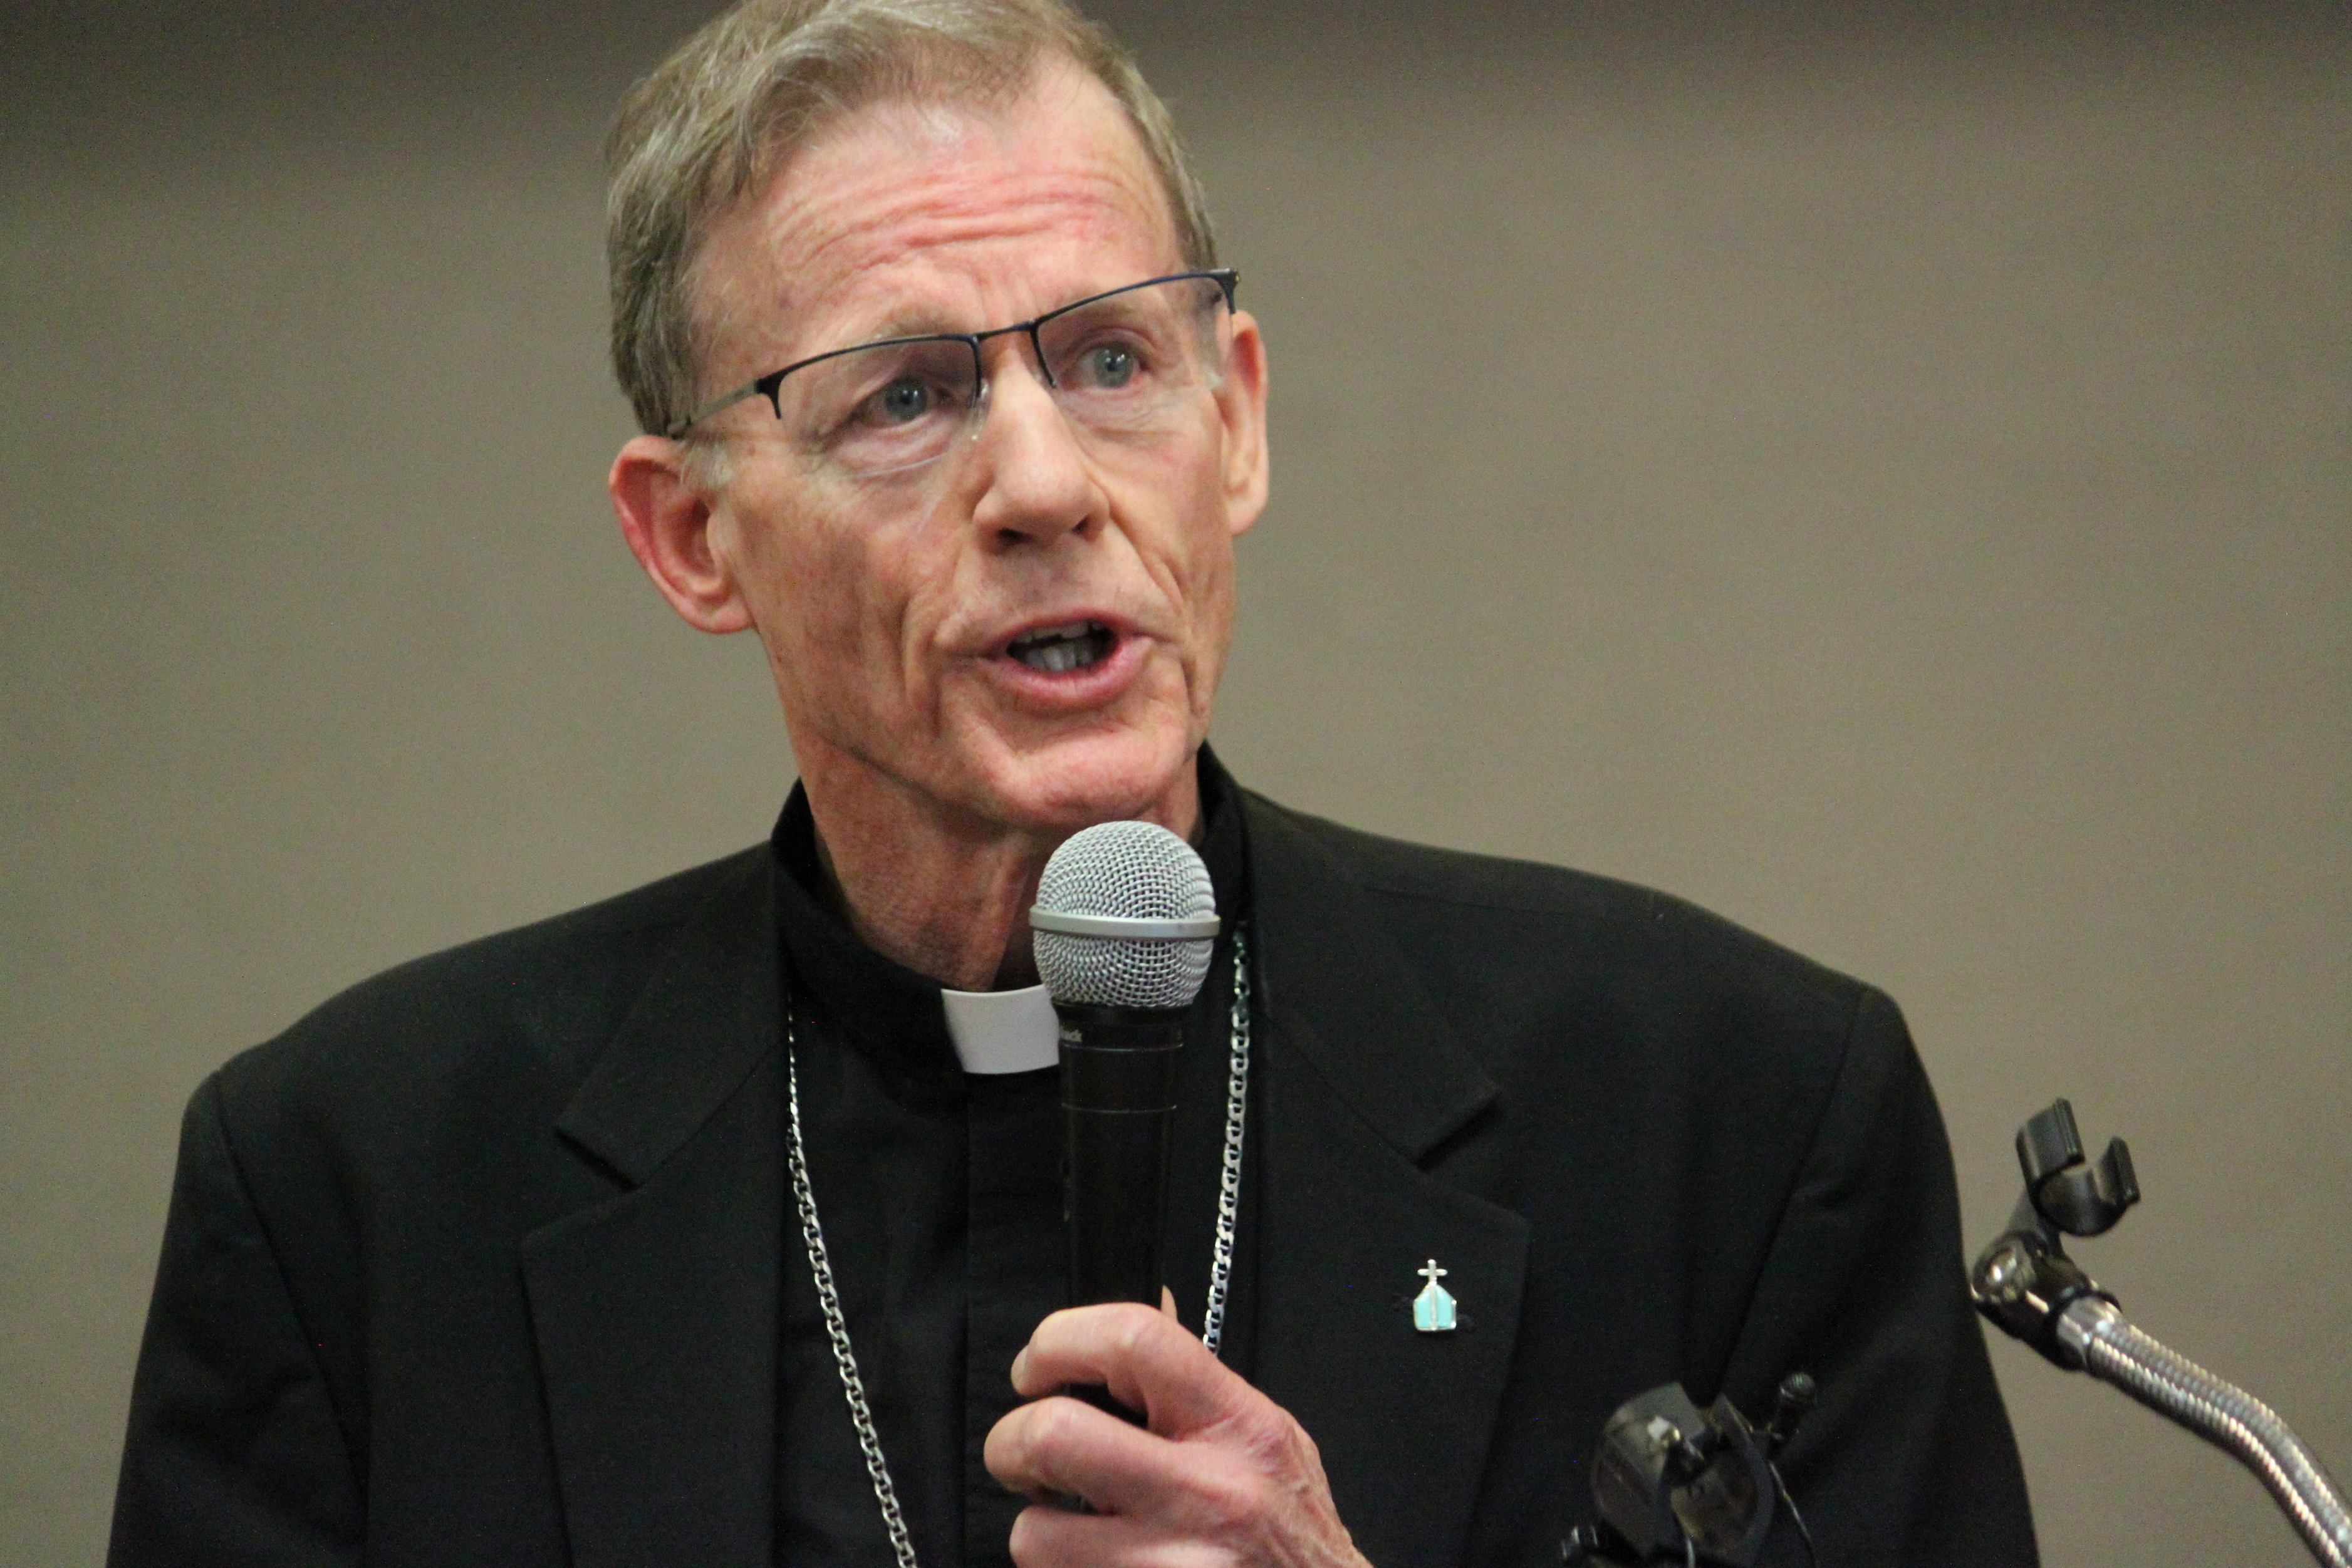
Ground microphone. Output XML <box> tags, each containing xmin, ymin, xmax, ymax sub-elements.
<box><xmin>1030</xmin><ymin>820</ymin><xmax>1220</xmax><ymax>1311</ymax></box>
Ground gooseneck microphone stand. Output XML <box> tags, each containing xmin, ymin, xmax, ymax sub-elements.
<box><xmin>1970</xmin><ymin>1100</ymin><xmax>2352</xmax><ymax>1568</ymax></box>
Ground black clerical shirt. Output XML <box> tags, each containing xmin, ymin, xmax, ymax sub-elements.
<box><xmin>769</xmin><ymin>762</ymin><xmax>1258</xmax><ymax>1568</ymax></box>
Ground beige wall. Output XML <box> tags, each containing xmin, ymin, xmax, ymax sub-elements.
<box><xmin>4</xmin><ymin>3</ymin><xmax>2345</xmax><ymax>1563</ymax></box>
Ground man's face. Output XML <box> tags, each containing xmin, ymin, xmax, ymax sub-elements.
<box><xmin>684</xmin><ymin>61</ymin><xmax>1267</xmax><ymax>838</ymax></box>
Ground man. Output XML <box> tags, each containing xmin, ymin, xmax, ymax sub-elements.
<box><xmin>109</xmin><ymin>2</ymin><xmax>2038</xmax><ymax>1565</ymax></box>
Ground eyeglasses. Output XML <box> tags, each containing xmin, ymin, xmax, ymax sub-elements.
<box><xmin>665</xmin><ymin>269</ymin><xmax>1239</xmax><ymax>479</ymax></box>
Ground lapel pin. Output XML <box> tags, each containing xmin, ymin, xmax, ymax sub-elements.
<box><xmin>1413</xmin><ymin>1258</ymin><xmax>1458</xmax><ymax>1333</ymax></box>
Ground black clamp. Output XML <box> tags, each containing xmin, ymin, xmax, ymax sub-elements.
<box><xmin>1970</xmin><ymin>1099</ymin><xmax>2137</xmax><ymax>1368</ymax></box>
<box><xmin>2017</xmin><ymin>1098</ymin><xmax>2139</xmax><ymax>1238</ymax></box>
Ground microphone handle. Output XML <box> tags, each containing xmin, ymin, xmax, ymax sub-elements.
<box><xmin>1058</xmin><ymin>1001</ymin><xmax>1185</xmax><ymax>1309</ymax></box>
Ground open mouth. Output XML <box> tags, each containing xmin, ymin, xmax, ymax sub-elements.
<box><xmin>1006</xmin><ymin>620</ymin><xmax>1117</xmax><ymax>675</ymax></box>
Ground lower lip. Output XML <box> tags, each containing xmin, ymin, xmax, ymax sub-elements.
<box><xmin>989</xmin><ymin>631</ymin><xmax>1147</xmax><ymax>709</ymax></box>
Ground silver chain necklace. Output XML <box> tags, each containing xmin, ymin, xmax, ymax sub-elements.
<box><xmin>783</xmin><ymin>928</ymin><xmax>1254</xmax><ymax>1568</ymax></box>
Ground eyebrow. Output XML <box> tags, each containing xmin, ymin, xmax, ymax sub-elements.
<box><xmin>817</xmin><ymin>279</ymin><xmax>1139</xmax><ymax>356</ymax></box>
<box><xmin>844</xmin><ymin>309</ymin><xmax>967</xmax><ymax>346</ymax></box>
<box><xmin>756</xmin><ymin>303</ymin><xmax>954</xmax><ymax>372</ymax></box>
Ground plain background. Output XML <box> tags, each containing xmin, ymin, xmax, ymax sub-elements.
<box><xmin>3</xmin><ymin>2</ymin><xmax>2345</xmax><ymax>1562</ymax></box>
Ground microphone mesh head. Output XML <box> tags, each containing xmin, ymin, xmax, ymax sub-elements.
<box><xmin>1033</xmin><ymin>821</ymin><xmax>1218</xmax><ymax>1009</ymax></box>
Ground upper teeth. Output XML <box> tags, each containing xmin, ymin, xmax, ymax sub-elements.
<box><xmin>1011</xmin><ymin>620</ymin><xmax>1105</xmax><ymax>673</ymax></box>
<box><xmin>1018</xmin><ymin>621</ymin><xmax>1095</xmax><ymax>646</ymax></box>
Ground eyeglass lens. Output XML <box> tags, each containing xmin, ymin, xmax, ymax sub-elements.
<box><xmin>773</xmin><ymin>275</ymin><xmax>1231</xmax><ymax>479</ymax></box>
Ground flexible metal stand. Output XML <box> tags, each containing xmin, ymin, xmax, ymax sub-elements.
<box><xmin>1972</xmin><ymin>1101</ymin><xmax>2352</xmax><ymax>1568</ymax></box>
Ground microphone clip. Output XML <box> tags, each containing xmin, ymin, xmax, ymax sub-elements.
<box><xmin>1563</xmin><ymin>1375</ymin><xmax>1816</xmax><ymax>1567</ymax></box>
<box><xmin>1970</xmin><ymin>1098</ymin><xmax>2136</xmax><ymax>1369</ymax></box>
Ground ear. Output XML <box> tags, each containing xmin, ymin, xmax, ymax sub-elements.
<box><xmin>1212</xmin><ymin>309</ymin><xmax>1270</xmax><ymax>539</ymax></box>
<box><xmin>610</xmin><ymin>434</ymin><xmax>752</xmax><ymax>634</ymax></box>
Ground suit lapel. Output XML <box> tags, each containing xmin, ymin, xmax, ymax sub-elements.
<box><xmin>519</xmin><ymin>851</ymin><xmax>783</xmax><ymax>1568</ymax></box>
<box><xmin>1243</xmin><ymin>795</ymin><xmax>1532</xmax><ymax>1568</ymax></box>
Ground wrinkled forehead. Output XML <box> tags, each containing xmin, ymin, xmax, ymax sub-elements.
<box><xmin>690</xmin><ymin>59</ymin><xmax>1181</xmax><ymax>375</ymax></box>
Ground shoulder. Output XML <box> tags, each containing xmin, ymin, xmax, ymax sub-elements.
<box><xmin>1242</xmin><ymin>788</ymin><xmax>1875</xmax><ymax>1049</ymax></box>
<box><xmin>207</xmin><ymin>845</ymin><xmax>769</xmax><ymax>1151</ymax></box>
<box><xmin>1236</xmin><ymin>787</ymin><xmax>1910</xmax><ymax>1212</ymax></box>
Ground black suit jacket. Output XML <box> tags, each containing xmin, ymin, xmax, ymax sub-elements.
<box><xmin>110</xmin><ymin>787</ymin><xmax>2036</xmax><ymax>1566</ymax></box>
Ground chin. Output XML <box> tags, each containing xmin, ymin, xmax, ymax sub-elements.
<box><xmin>971</xmin><ymin>724</ymin><xmax>1199</xmax><ymax>836</ymax></box>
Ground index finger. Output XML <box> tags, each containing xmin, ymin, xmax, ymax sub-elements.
<box><xmin>1011</xmin><ymin>1302</ymin><xmax>1255</xmax><ymax>1438</ymax></box>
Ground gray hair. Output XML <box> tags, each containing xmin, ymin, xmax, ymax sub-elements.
<box><xmin>606</xmin><ymin>0</ymin><xmax>1218</xmax><ymax>442</ymax></box>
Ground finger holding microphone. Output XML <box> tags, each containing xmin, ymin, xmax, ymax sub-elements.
<box><xmin>986</xmin><ymin>1302</ymin><xmax>1369</xmax><ymax>1568</ymax></box>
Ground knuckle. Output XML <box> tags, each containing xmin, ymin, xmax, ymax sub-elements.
<box><xmin>1276</xmin><ymin>1415</ymin><xmax>1323</xmax><ymax>1468</ymax></box>
<box><xmin>1196</xmin><ymin>1468</ymin><xmax>1268</xmax><ymax>1534</ymax></box>
<box><xmin>1227</xmin><ymin>1404</ymin><xmax>1286</xmax><ymax>1454</ymax></box>
<box><xmin>981</xmin><ymin>1422</ymin><xmax>1023</xmax><ymax>1483</ymax></box>
<box><xmin>1028</xmin><ymin>1394</ymin><xmax>1085</xmax><ymax>1456</ymax></box>
<box><xmin>1106</xmin><ymin>1300</ymin><xmax>1160</xmax><ymax>1353</ymax></box>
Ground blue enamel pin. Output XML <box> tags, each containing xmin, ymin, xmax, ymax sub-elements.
<box><xmin>1413</xmin><ymin>1259</ymin><xmax>1458</xmax><ymax>1333</ymax></box>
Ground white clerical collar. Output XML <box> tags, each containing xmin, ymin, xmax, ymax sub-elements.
<box><xmin>937</xmin><ymin>984</ymin><xmax>1061</xmax><ymax>1075</ymax></box>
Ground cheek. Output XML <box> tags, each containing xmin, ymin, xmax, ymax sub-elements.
<box><xmin>721</xmin><ymin>489</ymin><xmax>868</xmax><ymax>668</ymax></box>
<box><xmin>728</xmin><ymin>488</ymin><xmax>950</xmax><ymax>719</ymax></box>
<box><xmin>1166</xmin><ymin>459</ymin><xmax>1242</xmax><ymax>690</ymax></box>
<box><xmin>1100</xmin><ymin>425</ymin><xmax>1229</xmax><ymax>566</ymax></box>
<box><xmin>1157</xmin><ymin>446</ymin><xmax>1244</xmax><ymax>610</ymax></box>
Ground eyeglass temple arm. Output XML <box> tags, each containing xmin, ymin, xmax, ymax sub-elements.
<box><xmin>663</xmin><ymin>379</ymin><xmax>769</xmax><ymax>440</ymax></box>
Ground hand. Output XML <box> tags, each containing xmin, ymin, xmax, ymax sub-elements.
<box><xmin>984</xmin><ymin>1301</ymin><xmax>1373</xmax><ymax>1568</ymax></box>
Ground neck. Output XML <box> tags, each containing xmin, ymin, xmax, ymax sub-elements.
<box><xmin>798</xmin><ymin>754</ymin><xmax>1203</xmax><ymax>992</ymax></box>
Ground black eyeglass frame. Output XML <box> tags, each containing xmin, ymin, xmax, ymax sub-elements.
<box><xmin>662</xmin><ymin>267</ymin><xmax>1241</xmax><ymax>441</ymax></box>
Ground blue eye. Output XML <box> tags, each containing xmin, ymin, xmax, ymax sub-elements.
<box><xmin>1075</xmin><ymin>343</ymin><xmax>1140</xmax><ymax>390</ymax></box>
<box><xmin>871</xmin><ymin>377</ymin><xmax>937</xmax><ymax>424</ymax></box>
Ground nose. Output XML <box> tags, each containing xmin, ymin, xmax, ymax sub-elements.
<box><xmin>965</xmin><ymin>337</ymin><xmax>1107</xmax><ymax>551</ymax></box>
